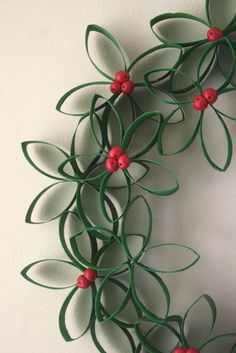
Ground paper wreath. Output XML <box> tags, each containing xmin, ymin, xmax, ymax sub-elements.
<box><xmin>21</xmin><ymin>1</ymin><xmax>236</xmax><ymax>352</ymax></box>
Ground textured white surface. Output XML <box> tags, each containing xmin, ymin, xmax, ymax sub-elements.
<box><xmin>1</xmin><ymin>0</ymin><xmax>236</xmax><ymax>352</ymax></box>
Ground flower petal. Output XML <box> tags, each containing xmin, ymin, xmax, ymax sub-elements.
<box><xmin>127</xmin><ymin>159</ymin><xmax>179</xmax><ymax>196</ymax></box>
<box><xmin>90</xmin><ymin>94</ymin><xmax>125</xmax><ymax>149</ymax></box>
<box><xmin>90</xmin><ymin>317</ymin><xmax>136</xmax><ymax>353</ymax></box>
<box><xmin>135</xmin><ymin>318</ymin><xmax>181</xmax><ymax>353</ymax></box>
<box><xmin>94</xmin><ymin>239</ymin><xmax>128</xmax><ymax>272</ymax></box>
<box><xmin>214</xmin><ymin>38</ymin><xmax>236</xmax><ymax>91</ymax></box>
<box><xmin>120</xmin><ymin>195</ymin><xmax>152</xmax><ymax>260</ymax></box>
<box><xmin>157</xmin><ymin>106</ymin><xmax>201</xmax><ymax>155</ymax></box>
<box><xmin>200</xmin><ymin>108</ymin><xmax>233</xmax><ymax>171</ymax></box>
<box><xmin>21</xmin><ymin>141</ymin><xmax>70</xmax><ymax>180</ymax></box>
<box><xmin>58</xmin><ymin>154</ymin><xmax>106</xmax><ymax>181</ymax></box>
<box><xmin>59</xmin><ymin>211</ymin><xmax>95</xmax><ymax>269</ymax></box>
<box><xmin>112</xmin><ymin>94</ymin><xmax>139</xmax><ymax>128</ymax></box>
<box><xmin>181</xmin><ymin>295</ymin><xmax>217</xmax><ymax>348</ymax></box>
<box><xmin>25</xmin><ymin>182</ymin><xmax>77</xmax><ymax>224</ymax></box>
<box><xmin>77</xmin><ymin>182</ymin><xmax>120</xmax><ymax>229</ymax></box>
<box><xmin>85</xmin><ymin>24</ymin><xmax>127</xmax><ymax>80</ymax></box>
<box><xmin>139</xmin><ymin>243</ymin><xmax>200</xmax><ymax>273</ymax></box>
<box><xmin>131</xmin><ymin>266</ymin><xmax>170</xmax><ymax>323</ymax></box>
<box><xmin>70</xmin><ymin>117</ymin><xmax>105</xmax><ymax>172</ymax></box>
<box><xmin>122</xmin><ymin>111</ymin><xmax>162</xmax><ymax>159</ymax></box>
<box><xmin>201</xmin><ymin>334</ymin><xmax>236</xmax><ymax>352</ymax></box>
<box><xmin>95</xmin><ymin>265</ymin><xmax>141</xmax><ymax>327</ymax></box>
<box><xmin>150</xmin><ymin>13</ymin><xmax>209</xmax><ymax>47</ymax></box>
<box><xmin>59</xmin><ymin>286</ymin><xmax>93</xmax><ymax>341</ymax></box>
<box><xmin>128</xmin><ymin>44</ymin><xmax>182</xmax><ymax>85</ymax></box>
<box><xmin>100</xmin><ymin>172</ymin><xmax>131</xmax><ymax>223</ymax></box>
<box><xmin>217</xmin><ymin>42</ymin><xmax>236</xmax><ymax>87</ymax></box>
<box><xmin>206</xmin><ymin>0</ymin><xmax>236</xmax><ymax>28</ymax></box>
<box><xmin>56</xmin><ymin>81</ymin><xmax>110</xmax><ymax>116</ymax></box>
<box><xmin>21</xmin><ymin>259</ymin><xmax>79</xmax><ymax>289</ymax></box>
<box><xmin>214</xmin><ymin>88</ymin><xmax>236</xmax><ymax>120</ymax></box>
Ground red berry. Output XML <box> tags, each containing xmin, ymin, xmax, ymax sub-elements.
<box><xmin>186</xmin><ymin>349</ymin><xmax>200</xmax><ymax>353</ymax></box>
<box><xmin>118</xmin><ymin>154</ymin><xmax>131</xmax><ymax>170</ymax></box>
<box><xmin>173</xmin><ymin>347</ymin><xmax>187</xmax><ymax>353</ymax></box>
<box><xmin>121</xmin><ymin>80</ymin><xmax>134</xmax><ymax>95</ymax></box>
<box><xmin>108</xmin><ymin>146</ymin><xmax>124</xmax><ymax>160</ymax></box>
<box><xmin>77</xmin><ymin>275</ymin><xmax>90</xmax><ymax>289</ymax></box>
<box><xmin>84</xmin><ymin>268</ymin><xmax>97</xmax><ymax>282</ymax></box>
<box><xmin>115</xmin><ymin>70</ymin><xmax>130</xmax><ymax>83</ymax></box>
<box><xmin>110</xmin><ymin>81</ymin><xmax>121</xmax><ymax>94</ymax></box>
<box><xmin>105</xmin><ymin>158</ymin><xmax>119</xmax><ymax>173</ymax></box>
<box><xmin>193</xmin><ymin>95</ymin><xmax>208</xmax><ymax>111</ymax></box>
<box><xmin>203</xmin><ymin>88</ymin><xmax>218</xmax><ymax>104</ymax></box>
<box><xmin>207</xmin><ymin>27</ymin><xmax>223</xmax><ymax>42</ymax></box>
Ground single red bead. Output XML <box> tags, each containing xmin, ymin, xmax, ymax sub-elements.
<box><xmin>115</xmin><ymin>70</ymin><xmax>130</xmax><ymax>83</ymax></box>
<box><xmin>105</xmin><ymin>158</ymin><xmax>119</xmax><ymax>173</ymax></box>
<box><xmin>173</xmin><ymin>347</ymin><xmax>187</xmax><ymax>353</ymax></box>
<box><xmin>110</xmin><ymin>81</ymin><xmax>121</xmax><ymax>94</ymax></box>
<box><xmin>77</xmin><ymin>275</ymin><xmax>90</xmax><ymax>289</ymax></box>
<box><xmin>186</xmin><ymin>348</ymin><xmax>200</xmax><ymax>353</ymax></box>
<box><xmin>193</xmin><ymin>95</ymin><xmax>208</xmax><ymax>111</ymax></box>
<box><xmin>84</xmin><ymin>268</ymin><xmax>97</xmax><ymax>282</ymax></box>
<box><xmin>108</xmin><ymin>146</ymin><xmax>124</xmax><ymax>160</ymax></box>
<box><xmin>203</xmin><ymin>88</ymin><xmax>218</xmax><ymax>104</ymax></box>
<box><xmin>121</xmin><ymin>80</ymin><xmax>134</xmax><ymax>95</ymax></box>
<box><xmin>207</xmin><ymin>27</ymin><xmax>223</xmax><ymax>42</ymax></box>
<box><xmin>118</xmin><ymin>154</ymin><xmax>131</xmax><ymax>170</ymax></box>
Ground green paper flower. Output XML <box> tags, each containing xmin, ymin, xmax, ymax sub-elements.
<box><xmin>21</xmin><ymin>250</ymin><xmax>137</xmax><ymax>351</ymax></box>
<box><xmin>58</xmin><ymin>95</ymin><xmax>179</xmax><ymax>222</ymax></box>
<box><xmin>21</xmin><ymin>138</ymin><xmax>115</xmax><ymax>224</ymax></box>
<box><xmin>144</xmin><ymin>67</ymin><xmax>236</xmax><ymax>171</ymax></box>
<box><xmin>135</xmin><ymin>295</ymin><xmax>236</xmax><ymax>353</ymax></box>
<box><xmin>56</xmin><ymin>24</ymin><xmax>183</xmax><ymax>117</ymax></box>
<box><xmin>150</xmin><ymin>0</ymin><xmax>236</xmax><ymax>92</ymax></box>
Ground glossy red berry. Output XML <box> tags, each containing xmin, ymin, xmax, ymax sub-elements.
<box><xmin>77</xmin><ymin>275</ymin><xmax>90</xmax><ymax>289</ymax></box>
<box><xmin>105</xmin><ymin>158</ymin><xmax>119</xmax><ymax>173</ymax></box>
<box><xmin>110</xmin><ymin>81</ymin><xmax>121</xmax><ymax>94</ymax></box>
<box><xmin>115</xmin><ymin>70</ymin><xmax>130</xmax><ymax>83</ymax></box>
<box><xmin>84</xmin><ymin>268</ymin><xmax>97</xmax><ymax>282</ymax></box>
<box><xmin>108</xmin><ymin>146</ymin><xmax>124</xmax><ymax>160</ymax></box>
<box><xmin>121</xmin><ymin>80</ymin><xmax>134</xmax><ymax>95</ymax></box>
<box><xmin>173</xmin><ymin>347</ymin><xmax>187</xmax><ymax>353</ymax></box>
<box><xmin>207</xmin><ymin>27</ymin><xmax>223</xmax><ymax>42</ymax></box>
<box><xmin>186</xmin><ymin>348</ymin><xmax>200</xmax><ymax>353</ymax></box>
<box><xmin>193</xmin><ymin>95</ymin><xmax>208</xmax><ymax>111</ymax></box>
<box><xmin>118</xmin><ymin>154</ymin><xmax>131</xmax><ymax>170</ymax></box>
<box><xmin>203</xmin><ymin>88</ymin><xmax>218</xmax><ymax>104</ymax></box>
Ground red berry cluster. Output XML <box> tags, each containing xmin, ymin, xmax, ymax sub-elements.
<box><xmin>207</xmin><ymin>27</ymin><xmax>223</xmax><ymax>42</ymax></box>
<box><xmin>105</xmin><ymin>146</ymin><xmax>131</xmax><ymax>173</ymax></box>
<box><xmin>193</xmin><ymin>88</ymin><xmax>218</xmax><ymax>111</ymax></box>
<box><xmin>76</xmin><ymin>268</ymin><xmax>97</xmax><ymax>289</ymax></box>
<box><xmin>173</xmin><ymin>347</ymin><xmax>200</xmax><ymax>353</ymax></box>
<box><xmin>110</xmin><ymin>70</ymin><xmax>134</xmax><ymax>95</ymax></box>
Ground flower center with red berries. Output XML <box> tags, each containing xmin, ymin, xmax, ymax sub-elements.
<box><xmin>110</xmin><ymin>70</ymin><xmax>134</xmax><ymax>95</ymax></box>
<box><xmin>193</xmin><ymin>88</ymin><xmax>218</xmax><ymax>111</ymax></box>
<box><xmin>77</xmin><ymin>268</ymin><xmax>97</xmax><ymax>289</ymax></box>
<box><xmin>207</xmin><ymin>27</ymin><xmax>223</xmax><ymax>42</ymax></box>
<box><xmin>105</xmin><ymin>146</ymin><xmax>131</xmax><ymax>173</ymax></box>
